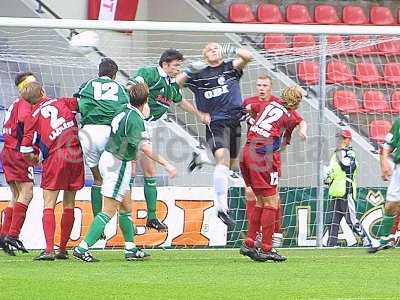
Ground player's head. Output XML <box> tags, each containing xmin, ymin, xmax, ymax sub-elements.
<box><xmin>256</xmin><ymin>75</ymin><xmax>272</xmax><ymax>100</ymax></box>
<box><xmin>99</xmin><ymin>58</ymin><xmax>118</xmax><ymax>79</ymax></box>
<box><xmin>159</xmin><ymin>49</ymin><xmax>184</xmax><ymax>78</ymax></box>
<box><xmin>202</xmin><ymin>42</ymin><xmax>222</xmax><ymax>65</ymax></box>
<box><xmin>19</xmin><ymin>81</ymin><xmax>44</xmax><ymax>104</ymax></box>
<box><xmin>281</xmin><ymin>86</ymin><xmax>303</xmax><ymax>110</ymax></box>
<box><xmin>127</xmin><ymin>82</ymin><xmax>149</xmax><ymax>108</ymax></box>
<box><xmin>15</xmin><ymin>72</ymin><xmax>37</xmax><ymax>92</ymax></box>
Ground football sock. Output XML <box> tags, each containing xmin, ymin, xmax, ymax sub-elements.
<box><xmin>213</xmin><ymin>164</ymin><xmax>229</xmax><ymax>213</ymax></box>
<box><xmin>8</xmin><ymin>202</ymin><xmax>28</xmax><ymax>238</ymax></box>
<box><xmin>274</xmin><ymin>204</ymin><xmax>282</xmax><ymax>234</ymax></box>
<box><xmin>261</xmin><ymin>206</ymin><xmax>277</xmax><ymax>252</ymax></box>
<box><xmin>84</xmin><ymin>212</ymin><xmax>111</xmax><ymax>247</ymax></box>
<box><xmin>42</xmin><ymin>208</ymin><xmax>55</xmax><ymax>253</ymax></box>
<box><xmin>245</xmin><ymin>206</ymin><xmax>263</xmax><ymax>247</ymax></box>
<box><xmin>60</xmin><ymin>208</ymin><xmax>74</xmax><ymax>252</ymax></box>
<box><xmin>119</xmin><ymin>210</ymin><xmax>134</xmax><ymax>243</ymax></box>
<box><xmin>378</xmin><ymin>213</ymin><xmax>396</xmax><ymax>240</ymax></box>
<box><xmin>90</xmin><ymin>185</ymin><xmax>102</xmax><ymax>217</ymax></box>
<box><xmin>0</xmin><ymin>207</ymin><xmax>13</xmax><ymax>237</ymax></box>
<box><xmin>144</xmin><ymin>177</ymin><xmax>157</xmax><ymax>220</ymax></box>
<box><xmin>246</xmin><ymin>200</ymin><xmax>255</xmax><ymax>223</ymax></box>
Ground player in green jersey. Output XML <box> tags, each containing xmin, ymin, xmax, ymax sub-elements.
<box><xmin>76</xmin><ymin>58</ymin><xmax>129</xmax><ymax>220</ymax></box>
<box><xmin>369</xmin><ymin>119</ymin><xmax>400</xmax><ymax>253</ymax></box>
<box><xmin>73</xmin><ymin>82</ymin><xmax>177</xmax><ymax>262</ymax></box>
<box><xmin>129</xmin><ymin>49</ymin><xmax>209</xmax><ymax>231</ymax></box>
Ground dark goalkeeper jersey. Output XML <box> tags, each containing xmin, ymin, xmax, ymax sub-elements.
<box><xmin>186</xmin><ymin>60</ymin><xmax>243</xmax><ymax>122</ymax></box>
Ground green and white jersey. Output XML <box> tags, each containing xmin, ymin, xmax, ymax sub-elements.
<box><xmin>105</xmin><ymin>104</ymin><xmax>148</xmax><ymax>161</ymax></box>
<box><xmin>130</xmin><ymin>66</ymin><xmax>182</xmax><ymax>121</ymax></box>
<box><xmin>77</xmin><ymin>76</ymin><xmax>129</xmax><ymax>126</ymax></box>
<box><xmin>384</xmin><ymin>118</ymin><xmax>400</xmax><ymax>163</ymax></box>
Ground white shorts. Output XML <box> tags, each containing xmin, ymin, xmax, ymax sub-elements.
<box><xmin>99</xmin><ymin>151</ymin><xmax>132</xmax><ymax>202</ymax></box>
<box><xmin>144</xmin><ymin>118</ymin><xmax>164</xmax><ymax>141</ymax></box>
<box><xmin>387</xmin><ymin>165</ymin><xmax>400</xmax><ymax>202</ymax></box>
<box><xmin>79</xmin><ymin>125</ymin><xmax>111</xmax><ymax>168</ymax></box>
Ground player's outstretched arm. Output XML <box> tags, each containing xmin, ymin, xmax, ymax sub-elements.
<box><xmin>176</xmin><ymin>61</ymin><xmax>208</xmax><ymax>88</ymax></box>
<box><xmin>140</xmin><ymin>143</ymin><xmax>177</xmax><ymax>178</ymax></box>
<box><xmin>179</xmin><ymin>100</ymin><xmax>210</xmax><ymax>125</ymax></box>
<box><xmin>298</xmin><ymin>120</ymin><xmax>308</xmax><ymax>140</ymax></box>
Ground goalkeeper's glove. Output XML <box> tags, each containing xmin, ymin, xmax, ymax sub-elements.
<box><xmin>218</xmin><ymin>43</ymin><xmax>239</xmax><ymax>58</ymax></box>
<box><xmin>183</xmin><ymin>61</ymin><xmax>208</xmax><ymax>77</ymax></box>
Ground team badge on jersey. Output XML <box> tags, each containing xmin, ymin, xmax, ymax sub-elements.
<box><xmin>218</xmin><ymin>76</ymin><xmax>225</xmax><ymax>85</ymax></box>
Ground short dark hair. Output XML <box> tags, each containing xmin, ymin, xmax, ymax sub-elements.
<box><xmin>159</xmin><ymin>49</ymin><xmax>184</xmax><ymax>67</ymax></box>
<box><xmin>127</xmin><ymin>83</ymin><xmax>149</xmax><ymax>107</ymax></box>
<box><xmin>99</xmin><ymin>58</ymin><xmax>118</xmax><ymax>78</ymax></box>
<box><xmin>14</xmin><ymin>72</ymin><xmax>35</xmax><ymax>87</ymax></box>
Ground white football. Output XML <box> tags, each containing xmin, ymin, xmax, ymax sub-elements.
<box><xmin>69</xmin><ymin>31</ymin><xmax>99</xmax><ymax>54</ymax></box>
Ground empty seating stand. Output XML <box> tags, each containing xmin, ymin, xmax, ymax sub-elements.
<box><xmin>342</xmin><ymin>6</ymin><xmax>368</xmax><ymax>24</ymax></box>
<box><xmin>370</xmin><ymin>6</ymin><xmax>396</xmax><ymax>25</ymax></box>
<box><xmin>314</xmin><ymin>5</ymin><xmax>340</xmax><ymax>24</ymax></box>
<box><xmin>362</xmin><ymin>90</ymin><xmax>390</xmax><ymax>112</ymax></box>
<box><xmin>333</xmin><ymin>90</ymin><xmax>362</xmax><ymax>113</ymax></box>
<box><xmin>286</xmin><ymin>4</ymin><xmax>312</xmax><ymax>24</ymax></box>
<box><xmin>369</xmin><ymin>120</ymin><xmax>391</xmax><ymax>143</ymax></box>
<box><xmin>297</xmin><ymin>61</ymin><xmax>319</xmax><ymax>85</ymax></box>
<box><xmin>228</xmin><ymin>3</ymin><xmax>257</xmax><ymax>23</ymax></box>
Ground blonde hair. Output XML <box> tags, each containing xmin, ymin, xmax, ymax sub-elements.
<box><xmin>202</xmin><ymin>42</ymin><xmax>220</xmax><ymax>58</ymax></box>
<box><xmin>281</xmin><ymin>86</ymin><xmax>303</xmax><ymax>109</ymax></box>
<box><xmin>19</xmin><ymin>81</ymin><xmax>43</xmax><ymax>104</ymax></box>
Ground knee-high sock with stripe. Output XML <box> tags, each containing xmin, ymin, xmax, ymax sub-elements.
<box><xmin>90</xmin><ymin>185</ymin><xmax>102</xmax><ymax>217</ymax></box>
<box><xmin>78</xmin><ymin>212</ymin><xmax>111</xmax><ymax>251</ymax></box>
<box><xmin>119</xmin><ymin>211</ymin><xmax>136</xmax><ymax>250</ymax></box>
<box><xmin>144</xmin><ymin>177</ymin><xmax>157</xmax><ymax>220</ymax></box>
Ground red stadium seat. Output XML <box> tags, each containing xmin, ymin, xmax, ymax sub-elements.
<box><xmin>292</xmin><ymin>35</ymin><xmax>315</xmax><ymax>49</ymax></box>
<box><xmin>355</xmin><ymin>62</ymin><xmax>382</xmax><ymax>85</ymax></box>
<box><xmin>343</xmin><ymin>6</ymin><xmax>368</xmax><ymax>24</ymax></box>
<box><xmin>349</xmin><ymin>35</ymin><xmax>376</xmax><ymax>55</ymax></box>
<box><xmin>370</xmin><ymin>6</ymin><xmax>395</xmax><ymax>25</ymax></box>
<box><xmin>369</xmin><ymin>120</ymin><xmax>391</xmax><ymax>143</ymax></box>
<box><xmin>257</xmin><ymin>4</ymin><xmax>283</xmax><ymax>23</ymax></box>
<box><xmin>286</xmin><ymin>4</ymin><xmax>312</xmax><ymax>24</ymax></box>
<box><xmin>263</xmin><ymin>34</ymin><xmax>289</xmax><ymax>51</ymax></box>
<box><xmin>228</xmin><ymin>3</ymin><xmax>257</xmax><ymax>23</ymax></box>
<box><xmin>327</xmin><ymin>60</ymin><xmax>353</xmax><ymax>84</ymax></box>
<box><xmin>327</xmin><ymin>35</ymin><xmax>345</xmax><ymax>47</ymax></box>
<box><xmin>391</xmin><ymin>91</ymin><xmax>400</xmax><ymax>112</ymax></box>
<box><xmin>384</xmin><ymin>63</ymin><xmax>400</xmax><ymax>85</ymax></box>
<box><xmin>314</xmin><ymin>5</ymin><xmax>340</xmax><ymax>24</ymax></box>
<box><xmin>377</xmin><ymin>37</ymin><xmax>400</xmax><ymax>55</ymax></box>
<box><xmin>297</xmin><ymin>61</ymin><xmax>319</xmax><ymax>85</ymax></box>
<box><xmin>332</xmin><ymin>90</ymin><xmax>361</xmax><ymax>113</ymax></box>
<box><xmin>362</xmin><ymin>90</ymin><xmax>389</xmax><ymax>112</ymax></box>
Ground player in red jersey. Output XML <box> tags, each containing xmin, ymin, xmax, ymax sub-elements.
<box><xmin>19</xmin><ymin>81</ymin><xmax>84</xmax><ymax>261</ymax></box>
<box><xmin>0</xmin><ymin>72</ymin><xmax>37</xmax><ymax>256</ymax></box>
<box><xmin>242</xmin><ymin>75</ymin><xmax>285</xmax><ymax>248</ymax></box>
<box><xmin>240</xmin><ymin>86</ymin><xmax>306</xmax><ymax>262</ymax></box>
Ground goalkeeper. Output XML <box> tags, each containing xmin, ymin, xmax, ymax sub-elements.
<box><xmin>177</xmin><ymin>42</ymin><xmax>252</xmax><ymax>226</ymax></box>
<box><xmin>73</xmin><ymin>83</ymin><xmax>177</xmax><ymax>262</ymax></box>
<box><xmin>129</xmin><ymin>49</ymin><xmax>208</xmax><ymax>232</ymax></box>
<box><xmin>369</xmin><ymin>119</ymin><xmax>400</xmax><ymax>253</ymax></box>
<box><xmin>324</xmin><ymin>130</ymin><xmax>372</xmax><ymax>247</ymax></box>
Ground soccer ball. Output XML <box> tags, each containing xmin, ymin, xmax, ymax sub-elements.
<box><xmin>69</xmin><ymin>30</ymin><xmax>99</xmax><ymax>55</ymax></box>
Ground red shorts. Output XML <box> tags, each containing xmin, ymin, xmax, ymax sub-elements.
<box><xmin>41</xmin><ymin>146</ymin><xmax>84</xmax><ymax>191</ymax></box>
<box><xmin>1</xmin><ymin>147</ymin><xmax>33</xmax><ymax>183</ymax></box>
<box><xmin>239</xmin><ymin>144</ymin><xmax>281</xmax><ymax>197</ymax></box>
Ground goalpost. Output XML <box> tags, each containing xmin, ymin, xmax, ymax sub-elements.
<box><xmin>0</xmin><ymin>17</ymin><xmax>398</xmax><ymax>249</ymax></box>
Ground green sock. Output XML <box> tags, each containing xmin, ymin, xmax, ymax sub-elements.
<box><xmin>377</xmin><ymin>213</ymin><xmax>396</xmax><ymax>239</ymax></box>
<box><xmin>144</xmin><ymin>177</ymin><xmax>157</xmax><ymax>220</ymax></box>
<box><xmin>85</xmin><ymin>212</ymin><xmax>111</xmax><ymax>247</ymax></box>
<box><xmin>91</xmin><ymin>185</ymin><xmax>102</xmax><ymax>217</ymax></box>
<box><xmin>119</xmin><ymin>211</ymin><xmax>135</xmax><ymax>243</ymax></box>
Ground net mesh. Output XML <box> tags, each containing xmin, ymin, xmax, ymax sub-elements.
<box><xmin>0</xmin><ymin>25</ymin><xmax>396</xmax><ymax>249</ymax></box>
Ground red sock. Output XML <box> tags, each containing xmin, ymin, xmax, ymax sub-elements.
<box><xmin>245</xmin><ymin>206</ymin><xmax>263</xmax><ymax>248</ymax></box>
<box><xmin>8</xmin><ymin>202</ymin><xmax>28</xmax><ymax>238</ymax></box>
<box><xmin>274</xmin><ymin>204</ymin><xmax>282</xmax><ymax>234</ymax></box>
<box><xmin>0</xmin><ymin>207</ymin><xmax>14</xmax><ymax>237</ymax></box>
<box><xmin>59</xmin><ymin>208</ymin><xmax>75</xmax><ymax>252</ymax></box>
<box><xmin>42</xmin><ymin>208</ymin><xmax>55</xmax><ymax>253</ymax></box>
<box><xmin>261</xmin><ymin>206</ymin><xmax>277</xmax><ymax>252</ymax></box>
<box><xmin>390</xmin><ymin>215</ymin><xmax>400</xmax><ymax>235</ymax></box>
<box><xmin>246</xmin><ymin>200</ymin><xmax>256</xmax><ymax>223</ymax></box>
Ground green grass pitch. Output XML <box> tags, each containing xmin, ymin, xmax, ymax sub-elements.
<box><xmin>1</xmin><ymin>248</ymin><xmax>399</xmax><ymax>299</ymax></box>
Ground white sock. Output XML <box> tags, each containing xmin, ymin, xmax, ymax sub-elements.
<box><xmin>213</xmin><ymin>164</ymin><xmax>229</xmax><ymax>213</ymax></box>
<box><xmin>125</xmin><ymin>242</ymin><xmax>136</xmax><ymax>251</ymax></box>
<box><xmin>78</xmin><ymin>240</ymin><xmax>88</xmax><ymax>251</ymax></box>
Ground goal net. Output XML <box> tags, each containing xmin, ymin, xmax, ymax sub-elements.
<box><xmin>0</xmin><ymin>19</ymin><xmax>397</xmax><ymax>250</ymax></box>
